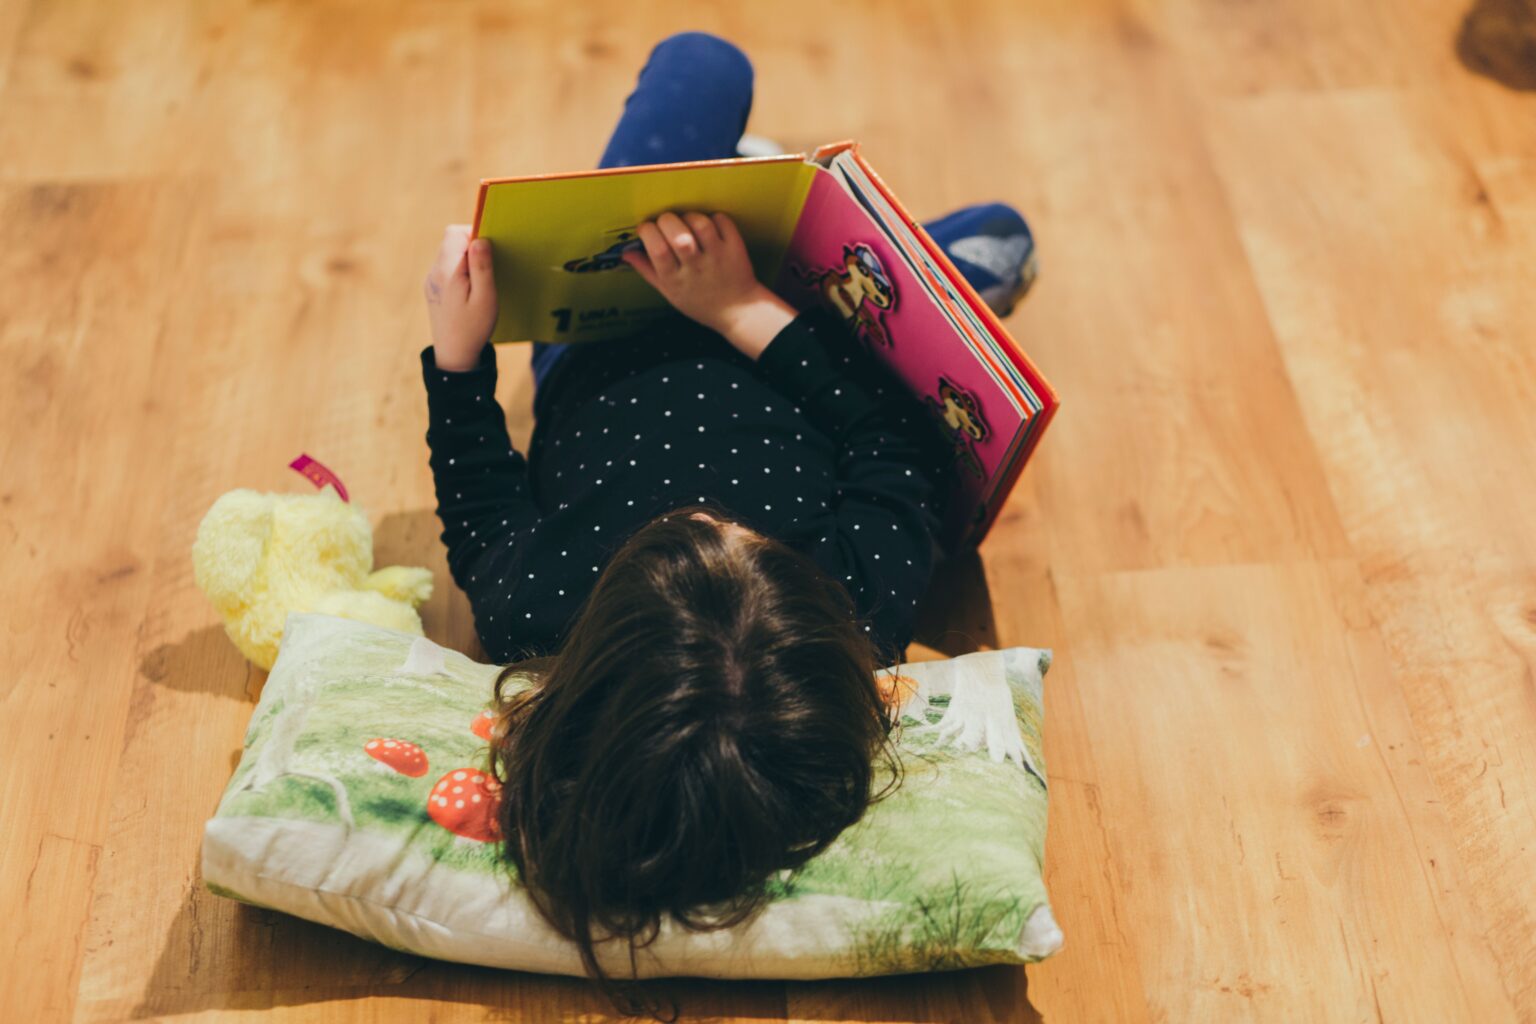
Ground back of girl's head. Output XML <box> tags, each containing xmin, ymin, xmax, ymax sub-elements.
<box><xmin>487</xmin><ymin>505</ymin><xmax>903</xmax><ymax>1017</ymax></box>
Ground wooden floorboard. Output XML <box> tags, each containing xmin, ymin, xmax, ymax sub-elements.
<box><xmin>2</xmin><ymin>0</ymin><xmax>1533</xmax><ymax>1020</ymax></box>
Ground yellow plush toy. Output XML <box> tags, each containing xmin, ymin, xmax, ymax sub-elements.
<box><xmin>192</xmin><ymin>485</ymin><xmax>434</xmax><ymax>670</ymax></box>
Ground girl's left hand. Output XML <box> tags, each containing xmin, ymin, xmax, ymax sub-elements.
<box><xmin>423</xmin><ymin>224</ymin><xmax>498</xmax><ymax>372</ymax></box>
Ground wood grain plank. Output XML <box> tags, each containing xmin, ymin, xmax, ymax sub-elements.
<box><xmin>1202</xmin><ymin>85</ymin><xmax>1536</xmax><ymax>1015</ymax></box>
<box><xmin>990</xmin><ymin>557</ymin><xmax>1153</xmax><ymax>1024</ymax></box>
<box><xmin>0</xmin><ymin>0</ymin><xmax>35</xmax><ymax>103</ymax></box>
<box><xmin>0</xmin><ymin>176</ymin><xmax>198</xmax><ymax>1023</ymax></box>
<box><xmin>969</xmin><ymin>0</ymin><xmax>1354</xmax><ymax>577</ymax></box>
<box><xmin>1056</xmin><ymin>560</ymin><xmax>1512</xmax><ymax>1020</ymax></box>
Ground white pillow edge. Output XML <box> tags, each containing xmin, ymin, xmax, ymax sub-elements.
<box><xmin>1016</xmin><ymin>903</ymin><xmax>1064</xmax><ymax>959</ymax></box>
<box><xmin>203</xmin><ymin>816</ymin><xmax>936</xmax><ymax>980</ymax></box>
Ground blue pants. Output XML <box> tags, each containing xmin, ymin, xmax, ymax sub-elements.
<box><xmin>532</xmin><ymin>32</ymin><xmax>1034</xmax><ymax>388</ymax></box>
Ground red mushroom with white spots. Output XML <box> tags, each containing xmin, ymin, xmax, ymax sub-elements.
<box><xmin>470</xmin><ymin>709</ymin><xmax>496</xmax><ymax>742</ymax></box>
<box><xmin>364</xmin><ymin>738</ymin><xmax>429</xmax><ymax>778</ymax></box>
<box><xmin>428</xmin><ymin>768</ymin><xmax>502</xmax><ymax>842</ymax></box>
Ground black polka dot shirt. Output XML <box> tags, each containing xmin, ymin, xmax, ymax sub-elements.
<box><xmin>420</xmin><ymin>307</ymin><xmax>950</xmax><ymax>665</ymax></box>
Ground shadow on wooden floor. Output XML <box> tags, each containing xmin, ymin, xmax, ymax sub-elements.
<box><xmin>139</xmin><ymin>624</ymin><xmax>264</xmax><ymax>701</ymax></box>
<box><xmin>373</xmin><ymin>506</ymin><xmax>483</xmax><ymax>658</ymax></box>
<box><xmin>372</xmin><ymin>506</ymin><xmax>449</xmax><ymax>571</ymax></box>
<box><xmin>910</xmin><ymin>548</ymin><xmax>999</xmax><ymax>659</ymax></box>
<box><xmin>129</xmin><ymin>884</ymin><xmax>1041</xmax><ymax>1021</ymax></box>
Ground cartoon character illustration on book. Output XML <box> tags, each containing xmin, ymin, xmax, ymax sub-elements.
<box><xmin>792</xmin><ymin>242</ymin><xmax>897</xmax><ymax>348</ymax></box>
<box><xmin>562</xmin><ymin>229</ymin><xmax>644</xmax><ymax>273</ymax></box>
<box><xmin>925</xmin><ymin>376</ymin><xmax>990</xmax><ymax>480</ymax></box>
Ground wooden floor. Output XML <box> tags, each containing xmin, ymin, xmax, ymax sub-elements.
<box><xmin>3</xmin><ymin>0</ymin><xmax>1534</xmax><ymax>1020</ymax></box>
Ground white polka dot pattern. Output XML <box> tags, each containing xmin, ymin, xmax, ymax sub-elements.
<box><xmin>419</xmin><ymin>308</ymin><xmax>947</xmax><ymax>663</ymax></box>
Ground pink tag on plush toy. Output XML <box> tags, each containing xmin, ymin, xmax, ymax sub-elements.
<box><xmin>289</xmin><ymin>454</ymin><xmax>349</xmax><ymax>502</ymax></box>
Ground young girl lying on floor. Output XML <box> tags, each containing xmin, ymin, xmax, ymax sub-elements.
<box><xmin>419</xmin><ymin>30</ymin><xmax>1035</xmax><ymax>1010</ymax></box>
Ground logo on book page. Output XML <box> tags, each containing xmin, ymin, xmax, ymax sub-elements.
<box><xmin>925</xmin><ymin>376</ymin><xmax>989</xmax><ymax>480</ymax></box>
<box><xmin>791</xmin><ymin>242</ymin><xmax>897</xmax><ymax>349</ymax></box>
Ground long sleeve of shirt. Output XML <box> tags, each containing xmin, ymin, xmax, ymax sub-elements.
<box><xmin>420</xmin><ymin>345</ymin><xmax>548</xmax><ymax>654</ymax></box>
<box><xmin>752</xmin><ymin>307</ymin><xmax>948</xmax><ymax>661</ymax></box>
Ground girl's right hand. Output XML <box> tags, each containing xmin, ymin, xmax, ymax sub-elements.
<box><xmin>622</xmin><ymin>211</ymin><xmax>795</xmax><ymax>359</ymax></box>
<box><xmin>424</xmin><ymin>224</ymin><xmax>498</xmax><ymax>372</ymax></box>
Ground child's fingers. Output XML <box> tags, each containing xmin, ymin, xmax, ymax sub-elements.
<box><xmin>621</xmin><ymin>248</ymin><xmax>660</xmax><ymax>289</ymax></box>
<box><xmin>439</xmin><ymin>223</ymin><xmax>470</xmax><ymax>260</ymax></box>
<box><xmin>635</xmin><ymin>221</ymin><xmax>678</xmax><ymax>274</ymax></box>
<box><xmin>465</xmin><ymin>237</ymin><xmax>494</xmax><ymax>304</ymax></box>
<box><xmin>655</xmin><ymin>212</ymin><xmax>700</xmax><ymax>263</ymax></box>
<box><xmin>682</xmin><ymin>212</ymin><xmax>719</xmax><ymax>250</ymax></box>
<box><xmin>434</xmin><ymin>225</ymin><xmax>471</xmax><ymax>288</ymax></box>
<box><xmin>430</xmin><ymin>246</ymin><xmax>459</xmax><ymax>288</ymax></box>
<box><xmin>437</xmin><ymin>252</ymin><xmax>470</xmax><ymax>304</ymax></box>
<box><xmin>712</xmin><ymin>212</ymin><xmax>745</xmax><ymax>254</ymax></box>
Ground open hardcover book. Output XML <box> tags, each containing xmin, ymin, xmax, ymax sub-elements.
<box><xmin>470</xmin><ymin>141</ymin><xmax>1059</xmax><ymax>551</ymax></box>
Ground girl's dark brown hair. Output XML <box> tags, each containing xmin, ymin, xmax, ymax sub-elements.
<box><xmin>487</xmin><ymin>505</ymin><xmax>904</xmax><ymax>1019</ymax></box>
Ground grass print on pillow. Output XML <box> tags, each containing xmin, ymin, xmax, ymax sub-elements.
<box><xmin>203</xmin><ymin>613</ymin><xmax>1063</xmax><ymax>979</ymax></box>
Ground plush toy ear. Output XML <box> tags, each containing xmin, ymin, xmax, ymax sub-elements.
<box><xmin>192</xmin><ymin>489</ymin><xmax>275</xmax><ymax>618</ymax></box>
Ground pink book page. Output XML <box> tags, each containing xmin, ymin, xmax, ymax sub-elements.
<box><xmin>773</xmin><ymin>168</ymin><xmax>1028</xmax><ymax>543</ymax></box>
